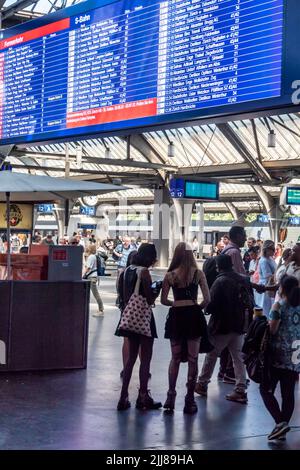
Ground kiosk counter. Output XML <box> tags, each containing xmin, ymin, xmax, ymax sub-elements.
<box><xmin>0</xmin><ymin>246</ymin><xmax>90</xmax><ymax>372</ymax></box>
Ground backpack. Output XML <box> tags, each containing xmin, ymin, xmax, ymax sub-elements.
<box><xmin>203</xmin><ymin>257</ymin><xmax>218</xmax><ymax>289</ymax></box>
<box><xmin>242</xmin><ymin>318</ymin><xmax>271</xmax><ymax>384</ymax></box>
<box><xmin>96</xmin><ymin>253</ymin><xmax>103</xmax><ymax>275</ymax></box>
<box><xmin>203</xmin><ymin>246</ymin><xmax>236</xmax><ymax>289</ymax></box>
<box><xmin>242</xmin><ymin>316</ymin><xmax>268</xmax><ymax>356</ymax></box>
<box><xmin>235</xmin><ymin>278</ymin><xmax>255</xmax><ymax>331</ymax></box>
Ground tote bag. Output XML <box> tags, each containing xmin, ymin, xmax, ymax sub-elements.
<box><xmin>118</xmin><ymin>267</ymin><xmax>152</xmax><ymax>337</ymax></box>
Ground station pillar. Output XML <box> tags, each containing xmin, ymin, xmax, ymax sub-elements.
<box><xmin>53</xmin><ymin>204</ymin><xmax>65</xmax><ymax>241</ymax></box>
<box><xmin>173</xmin><ymin>198</ymin><xmax>195</xmax><ymax>243</ymax></box>
<box><xmin>152</xmin><ymin>187</ymin><xmax>171</xmax><ymax>268</ymax></box>
<box><xmin>196</xmin><ymin>203</ymin><xmax>205</xmax><ymax>258</ymax></box>
<box><xmin>254</xmin><ymin>186</ymin><xmax>283</xmax><ymax>244</ymax></box>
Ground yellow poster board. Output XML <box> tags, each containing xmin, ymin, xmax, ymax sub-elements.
<box><xmin>0</xmin><ymin>203</ymin><xmax>33</xmax><ymax>231</ymax></box>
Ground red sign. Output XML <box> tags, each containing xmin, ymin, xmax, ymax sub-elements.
<box><xmin>52</xmin><ymin>249</ymin><xmax>68</xmax><ymax>262</ymax></box>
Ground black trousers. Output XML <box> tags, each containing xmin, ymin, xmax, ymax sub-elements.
<box><xmin>259</xmin><ymin>366</ymin><xmax>298</xmax><ymax>424</ymax></box>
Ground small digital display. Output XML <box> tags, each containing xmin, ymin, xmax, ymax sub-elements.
<box><xmin>79</xmin><ymin>205</ymin><xmax>96</xmax><ymax>216</ymax></box>
<box><xmin>184</xmin><ymin>181</ymin><xmax>219</xmax><ymax>200</ymax></box>
<box><xmin>286</xmin><ymin>187</ymin><xmax>300</xmax><ymax>205</ymax></box>
<box><xmin>257</xmin><ymin>214</ymin><xmax>269</xmax><ymax>223</ymax></box>
<box><xmin>52</xmin><ymin>248</ymin><xmax>68</xmax><ymax>261</ymax></box>
<box><xmin>37</xmin><ymin>204</ymin><xmax>54</xmax><ymax>213</ymax></box>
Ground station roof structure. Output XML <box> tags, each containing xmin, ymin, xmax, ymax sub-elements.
<box><xmin>1</xmin><ymin>1</ymin><xmax>300</xmax><ymax>215</ymax></box>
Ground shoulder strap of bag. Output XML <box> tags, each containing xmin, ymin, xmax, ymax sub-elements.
<box><xmin>133</xmin><ymin>266</ymin><xmax>147</xmax><ymax>295</ymax></box>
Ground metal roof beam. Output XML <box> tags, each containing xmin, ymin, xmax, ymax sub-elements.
<box><xmin>126</xmin><ymin>135</ymin><xmax>166</xmax><ymax>165</ymax></box>
<box><xmin>217</xmin><ymin>123</ymin><xmax>273</xmax><ymax>183</ymax></box>
<box><xmin>1</xmin><ymin>1</ymin><xmax>38</xmax><ymax>20</ymax></box>
<box><xmin>12</xmin><ymin>149</ymin><xmax>177</xmax><ymax>171</ymax></box>
<box><xmin>179</xmin><ymin>162</ymin><xmax>251</xmax><ymax>177</ymax></box>
<box><xmin>10</xmin><ymin>163</ymin><xmax>155</xmax><ymax>177</ymax></box>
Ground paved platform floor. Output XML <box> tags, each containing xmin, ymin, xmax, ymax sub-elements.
<box><xmin>0</xmin><ymin>275</ymin><xmax>300</xmax><ymax>450</ymax></box>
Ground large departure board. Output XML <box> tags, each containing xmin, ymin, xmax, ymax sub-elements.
<box><xmin>0</xmin><ymin>0</ymin><xmax>292</xmax><ymax>145</ymax></box>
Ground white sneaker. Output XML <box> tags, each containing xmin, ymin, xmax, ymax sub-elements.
<box><xmin>93</xmin><ymin>311</ymin><xmax>104</xmax><ymax>317</ymax></box>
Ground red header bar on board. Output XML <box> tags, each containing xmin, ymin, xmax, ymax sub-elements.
<box><xmin>0</xmin><ymin>18</ymin><xmax>70</xmax><ymax>51</ymax></box>
<box><xmin>66</xmin><ymin>99</ymin><xmax>158</xmax><ymax>129</ymax></box>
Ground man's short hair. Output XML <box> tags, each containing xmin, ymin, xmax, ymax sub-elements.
<box><xmin>216</xmin><ymin>254</ymin><xmax>233</xmax><ymax>271</ymax></box>
<box><xmin>229</xmin><ymin>226</ymin><xmax>245</xmax><ymax>241</ymax></box>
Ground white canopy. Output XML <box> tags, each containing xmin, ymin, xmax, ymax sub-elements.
<box><xmin>0</xmin><ymin>171</ymin><xmax>127</xmax><ymax>202</ymax></box>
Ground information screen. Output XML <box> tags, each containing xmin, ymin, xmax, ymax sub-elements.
<box><xmin>286</xmin><ymin>187</ymin><xmax>300</xmax><ymax>205</ymax></box>
<box><xmin>79</xmin><ymin>205</ymin><xmax>96</xmax><ymax>216</ymax></box>
<box><xmin>0</xmin><ymin>0</ymin><xmax>287</xmax><ymax>144</ymax></box>
<box><xmin>185</xmin><ymin>180</ymin><xmax>218</xmax><ymax>200</ymax></box>
<box><xmin>169</xmin><ymin>177</ymin><xmax>219</xmax><ymax>200</ymax></box>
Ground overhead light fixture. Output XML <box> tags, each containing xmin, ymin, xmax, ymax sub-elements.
<box><xmin>268</xmin><ymin>129</ymin><xmax>276</xmax><ymax>148</ymax></box>
<box><xmin>76</xmin><ymin>146</ymin><xmax>83</xmax><ymax>168</ymax></box>
<box><xmin>168</xmin><ymin>141</ymin><xmax>175</xmax><ymax>158</ymax></box>
<box><xmin>105</xmin><ymin>147</ymin><xmax>111</xmax><ymax>159</ymax></box>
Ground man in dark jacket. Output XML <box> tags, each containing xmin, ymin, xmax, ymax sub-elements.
<box><xmin>195</xmin><ymin>255</ymin><xmax>250</xmax><ymax>404</ymax></box>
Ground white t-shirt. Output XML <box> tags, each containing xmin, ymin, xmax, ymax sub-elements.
<box><xmin>86</xmin><ymin>254</ymin><xmax>98</xmax><ymax>278</ymax></box>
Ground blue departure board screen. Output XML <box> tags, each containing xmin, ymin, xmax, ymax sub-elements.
<box><xmin>169</xmin><ymin>177</ymin><xmax>219</xmax><ymax>200</ymax></box>
<box><xmin>286</xmin><ymin>187</ymin><xmax>300</xmax><ymax>205</ymax></box>
<box><xmin>0</xmin><ymin>0</ymin><xmax>290</xmax><ymax>145</ymax></box>
<box><xmin>185</xmin><ymin>181</ymin><xmax>219</xmax><ymax>200</ymax></box>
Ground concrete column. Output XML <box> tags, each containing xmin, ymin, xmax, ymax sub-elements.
<box><xmin>53</xmin><ymin>204</ymin><xmax>65</xmax><ymax>241</ymax></box>
<box><xmin>226</xmin><ymin>202</ymin><xmax>246</xmax><ymax>226</ymax></box>
<box><xmin>197</xmin><ymin>203</ymin><xmax>205</xmax><ymax>258</ymax></box>
<box><xmin>152</xmin><ymin>187</ymin><xmax>171</xmax><ymax>268</ymax></box>
<box><xmin>254</xmin><ymin>186</ymin><xmax>283</xmax><ymax>243</ymax></box>
<box><xmin>173</xmin><ymin>198</ymin><xmax>195</xmax><ymax>242</ymax></box>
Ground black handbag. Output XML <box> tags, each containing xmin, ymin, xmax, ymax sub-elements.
<box><xmin>244</xmin><ymin>326</ymin><xmax>270</xmax><ymax>384</ymax></box>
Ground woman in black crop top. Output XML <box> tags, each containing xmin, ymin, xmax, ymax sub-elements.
<box><xmin>161</xmin><ymin>242</ymin><xmax>210</xmax><ymax>414</ymax></box>
<box><xmin>116</xmin><ymin>243</ymin><xmax>162</xmax><ymax>412</ymax></box>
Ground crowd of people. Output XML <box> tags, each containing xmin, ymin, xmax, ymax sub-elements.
<box><xmin>113</xmin><ymin>227</ymin><xmax>300</xmax><ymax>443</ymax></box>
<box><xmin>2</xmin><ymin>225</ymin><xmax>300</xmax><ymax>440</ymax></box>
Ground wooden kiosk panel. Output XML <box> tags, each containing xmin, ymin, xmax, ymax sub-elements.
<box><xmin>0</xmin><ymin>281</ymin><xmax>90</xmax><ymax>372</ymax></box>
<box><xmin>0</xmin><ymin>282</ymin><xmax>11</xmax><ymax>369</ymax></box>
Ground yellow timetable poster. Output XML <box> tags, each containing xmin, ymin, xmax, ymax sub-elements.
<box><xmin>0</xmin><ymin>203</ymin><xmax>33</xmax><ymax>231</ymax></box>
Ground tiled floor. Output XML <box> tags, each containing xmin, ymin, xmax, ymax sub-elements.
<box><xmin>0</xmin><ymin>275</ymin><xmax>299</xmax><ymax>450</ymax></box>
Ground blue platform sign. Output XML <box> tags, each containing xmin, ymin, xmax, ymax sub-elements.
<box><xmin>257</xmin><ymin>214</ymin><xmax>269</xmax><ymax>223</ymax></box>
<box><xmin>37</xmin><ymin>204</ymin><xmax>54</xmax><ymax>213</ymax></box>
<box><xmin>80</xmin><ymin>205</ymin><xmax>96</xmax><ymax>216</ymax></box>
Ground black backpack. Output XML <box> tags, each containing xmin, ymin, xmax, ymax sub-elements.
<box><xmin>203</xmin><ymin>247</ymin><xmax>236</xmax><ymax>289</ymax></box>
<box><xmin>96</xmin><ymin>254</ymin><xmax>103</xmax><ymax>275</ymax></box>
<box><xmin>203</xmin><ymin>257</ymin><xmax>218</xmax><ymax>289</ymax></box>
<box><xmin>242</xmin><ymin>318</ymin><xmax>271</xmax><ymax>384</ymax></box>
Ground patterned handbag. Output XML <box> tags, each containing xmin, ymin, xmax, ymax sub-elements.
<box><xmin>118</xmin><ymin>267</ymin><xmax>152</xmax><ymax>337</ymax></box>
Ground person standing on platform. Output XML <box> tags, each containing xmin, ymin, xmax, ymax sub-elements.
<box><xmin>195</xmin><ymin>255</ymin><xmax>251</xmax><ymax>404</ymax></box>
<box><xmin>286</xmin><ymin>243</ymin><xmax>300</xmax><ymax>285</ymax></box>
<box><xmin>260</xmin><ymin>275</ymin><xmax>300</xmax><ymax>441</ymax></box>
<box><xmin>243</xmin><ymin>237</ymin><xmax>256</xmax><ymax>274</ymax></box>
<box><xmin>115</xmin><ymin>244</ymin><xmax>161</xmax><ymax>411</ymax></box>
<box><xmin>113</xmin><ymin>236</ymin><xmax>135</xmax><ymax>272</ymax></box>
<box><xmin>161</xmin><ymin>242</ymin><xmax>210</xmax><ymax>414</ymax></box>
<box><xmin>84</xmin><ymin>244</ymin><xmax>104</xmax><ymax>317</ymax></box>
<box><xmin>218</xmin><ymin>226</ymin><xmax>247</xmax><ymax>383</ymax></box>
<box><xmin>258</xmin><ymin>240</ymin><xmax>277</xmax><ymax>316</ymax></box>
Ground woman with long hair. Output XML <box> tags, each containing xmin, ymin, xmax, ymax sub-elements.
<box><xmin>115</xmin><ymin>243</ymin><xmax>161</xmax><ymax>411</ymax></box>
<box><xmin>161</xmin><ymin>242</ymin><xmax>210</xmax><ymax>414</ymax></box>
<box><xmin>117</xmin><ymin>249</ymin><xmax>138</xmax><ymax>378</ymax></box>
<box><xmin>260</xmin><ymin>275</ymin><xmax>300</xmax><ymax>440</ymax></box>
